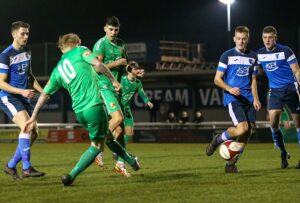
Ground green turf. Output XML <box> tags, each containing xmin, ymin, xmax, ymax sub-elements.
<box><xmin>0</xmin><ymin>143</ymin><xmax>299</xmax><ymax>203</ymax></box>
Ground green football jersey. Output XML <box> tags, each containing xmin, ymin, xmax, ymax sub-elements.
<box><xmin>43</xmin><ymin>46</ymin><xmax>102</xmax><ymax>113</ymax></box>
<box><xmin>120</xmin><ymin>75</ymin><xmax>149</xmax><ymax>107</ymax></box>
<box><xmin>93</xmin><ymin>36</ymin><xmax>126</xmax><ymax>83</ymax></box>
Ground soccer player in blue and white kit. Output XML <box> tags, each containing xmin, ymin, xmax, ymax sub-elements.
<box><xmin>0</xmin><ymin>21</ymin><xmax>45</xmax><ymax>179</ymax></box>
<box><xmin>206</xmin><ymin>26</ymin><xmax>261</xmax><ymax>173</ymax></box>
<box><xmin>257</xmin><ymin>26</ymin><xmax>300</xmax><ymax>169</ymax></box>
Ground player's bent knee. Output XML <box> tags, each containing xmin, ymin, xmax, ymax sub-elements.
<box><xmin>91</xmin><ymin>141</ymin><xmax>103</xmax><ymax>149</ymax></box>
<box><xmin>236</xmin><ymin>123</ymin><xmax>249</xmax><ymax>135</ymax></box>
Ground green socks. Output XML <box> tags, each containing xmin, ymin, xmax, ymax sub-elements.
<box><xmin>106</xmin><ymin>139</ymin><xmax>135</xmax><ymax>165</ymax></box>
<box><xmin>69</xmin><ymin>146</ymin><xmax>100</xmax><ymax>180</ymax></box>
<box><xmin>117</xmin><ymin>134</ymin><xmax>133</xmax><ymax>162</ymax></box>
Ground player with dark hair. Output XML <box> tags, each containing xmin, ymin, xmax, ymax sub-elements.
<box><xmin>93</xmin><ymin>15</ymin><xmax>132</xmax><ymax>171</ymax></box>
<box><xmin>24</xmin><ymin>33</ymin><xmax>140</xmax><ymax>186</ymax></box>
<box><xmin>206</xmin><ymin>26</ymin><xmax>261</xmax><ymax>173</ymax></box>
<box><xmin>0</xmin><ymin>21</ymin><xmax>45</xmax><ymax>179</ymax></box>
<box><xmin>257</xmin><ymin>26</ymin><xmax>300</xmax><ymax>169</ymax></box>
<box><xmin>115</xmin><ymin>61</ymin><xmax>153</xmax><ymax>177</ymax></box>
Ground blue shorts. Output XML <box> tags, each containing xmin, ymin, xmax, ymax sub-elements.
<box><xmin>268</xmin><ymin>83</ymin><xmax>300</xmax><ymax>113</ymax></box>
<box><xmin>0</xmin><ymin>95</ymin><xmax>33</xmax><ymax>120</ymax></box>
<box><xmin>228</xmin><ymin>101</ymin><xmax>256</xmax><ymax>126</ymax></box>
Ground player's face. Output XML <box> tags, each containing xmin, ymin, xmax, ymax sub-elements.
<box><xmin>12</xmin><ymin>27</ymin><xmax>29</xmax><ymax>47</ymax></box>
<box><xmin>104</xmin><ymin>25</ymin><xmax>119</xmax><ymax>41</ymax></box>
<box><xmin>262</xmin><ymin>32</ymin><xmax>276</xmax><ymax>50</ymax></box>
<box><xmin>233</xmin><ymin>32</ymin><xmax>249</xmax><ymax>52</ymax></box>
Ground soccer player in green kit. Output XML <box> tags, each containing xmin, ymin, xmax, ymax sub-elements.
<box><xmin>93</xmin><ymin>16</ymin><xmax>128</xmax><ymax>169</ymax></box>
<box><xmin>23</xmin><ymin>33</ymin><xmax>140</xmax><ymax>186</ymax></box>
<box><xmin>115</xmin><ymin>61</ymin><xmax>153</xmax><ymax>177</ymax></box>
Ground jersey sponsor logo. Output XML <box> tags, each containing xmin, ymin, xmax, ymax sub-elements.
<box><xmin>257</xmin><ymin>52</ymin><xmax>285</xmax><ymax>62</ymax></box>
<box><xmin>249</xmin><ymin>58</ymin><xmax>255</xmax><ymax>65</ymax></box>
<box><xmin>236</xmin><ymin>66</ymin><xmax>249</xmax><ymax>76</ymax></box>
<box><xmin>10</xmin><ymin>52</ymin><xmax>31</xmax><ymax>65</ymax></box>
<box><xmin>17</xmin><ymin>63</ymin><xmax>29</xmax><ymax>75</ymax></box>
<box><xmin>228</xmin><ymin>56</ymin><xmax>255</xmax><ymax>66</ymax></box>
<box><xmin>83</xmin><ymin>50</ymin><xmax>92</xmax><ymax>57</ymax></box>
<box><xmin>265</xmin><ymin>61</ymin><xmax>278</xmax><ymax>71</ymax></box>
<box><xmin>110</xmin><ymin>102</ymin><xmax>116</xmax><ymax>109</ymax></box>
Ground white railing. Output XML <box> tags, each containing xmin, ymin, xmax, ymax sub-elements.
<box><xmin>0</xmin><ymin>121</ymin><xmax>273</xmax><ymax>130</ymax></box>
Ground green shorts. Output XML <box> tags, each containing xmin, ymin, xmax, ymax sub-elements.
<box><xmin>98</xmin><ymin>75</ymin><xmax>122</xmax><ymax>115</ymax></box>
<box><xmin>100</xmin><ymin>89</ymin><xmax>122</xmax><ymax>115</ymax></box>
<box><xmin>75</xmin><ymin>104</ymin><xmax>108</xmax><ymax>142</ymax></box>
<box><xmin>123</xmin><ymin>106</ymin><xmax>134</xmax><ymax>127</ymax></box>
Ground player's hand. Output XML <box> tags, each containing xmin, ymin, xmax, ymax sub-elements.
<box><xmin>229</xmin><ymin>87</ymin><xmax>240</xmax><ymax>96</ymax></box>
<box><xmin>253</xmin><ymin>99</ymin><xmax>261</xmax><ymax>111</ymax></box>
<box><xmin>20</xmin><ymin>89</ymin><xmax>35</xmax><ymax>98</ymax></box>
<box><xmin>147</xmin><ymin>102</ymin><xmax>154</xmax><ymax>109</ymax></box>
<box><xmin>23</xmin><ymin>118</ymin><xmax>36</xmax><ymax>133</ymax></box>
<box><xmin>112</xmin><ymin>80</ymin><xmax>121</xmax><ymax>93</ymax></box>
<box><xmin>116</xmin><ymin>58</ymin><xmax>127</xmax><ymax>66</ymax></box>
<box><xmin>137</xmin><ymin>69</ymin><xmax>145</xmax><ymax>78</ymax></box>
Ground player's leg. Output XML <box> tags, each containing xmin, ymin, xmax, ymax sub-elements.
<box><xmin>206</xmin><ymin>101</ymin><xmax>249</xmax><ymax>156</ymax></box>
<box><xmin>100</xmin><ymin>89</ymin><xmax>124</xmax><ymax>135</ymax></box>
<box><xmin>291</xmin><ymin>113</ymin><xmax>300</xmax><ymax>145</ymax></box>
<box><xmin>123</xmin><ymin>107</ymin><xmax>134</xmax><ymax>145</ymax></box>
<box><xmin>0</xmin><ymin>96</ymin><xmax>44</xmax><ymax>178</ymax></box>
<box><xmin>269</xmin><ymin>109</ymin><xmax>290</xmax><ymax>168</ymax></box>
<box><xmin>269</xmin><ymin>88</ymin><xmax>290</xmax><ymax>168</ymax></box>
<box><xmin>105</xmin><ymin>132</ymin><xmax>140</xmax><ymax>171</ymax></box>
<box><xmin>114</xmin><ymin>107</ymin><xmax>134</xmax><ymax>177</ymax></box>
<box><xmin>286</xmin><ymin>87</ymin><xmax>300</xmax><ymax>168</ymax></box>
<box><xmin>30</xmin><ymin>126</ymin><xmax>39</xmax><ymax>146</ymax></box>
<box><xmin>12</xmin><ymin>110</ymin><xmax>45</xmax><ymax>178</ymax></box>
<box><xmin>95</xmin><ymin>89</ymin><xmax>124</xmax><ymax>166</ymax></box>
<box><xmin>225</xmin><ymin>104</ymin><xmax>255</xmax><ymax>173</ymax></box>
<box><xmin>23</xmin><ymin>99</ymin><xmax>39</xmax><ymax>146</ymax></box>
<box><xmin>62</xmin><ymin>104</ymin><xmax>105</xmax><ymax>186</ymax></box>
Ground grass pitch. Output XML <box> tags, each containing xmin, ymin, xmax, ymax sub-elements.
<box><xmin>0</xmin><ymin>143</ymin><xmax>299</xmax><ymax>203</ymax></box>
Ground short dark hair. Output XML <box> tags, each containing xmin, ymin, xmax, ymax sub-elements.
<box><xmin>11</xmin><ymin>21</ymin><xmax>30</xmax><ymax>32</ymax></box>
<box><xmin>126</xmin><ymin>61</ymin><xmax>139</xmax><ymax>73</ymax></box>
<box><xmin>262</xmin><ymin>26</ymin><xmax>277</xmax><ymax>35</ymax></box>
<box><xmin>105</xmin><ymin>16</ymin><xmax>120</xmax><ymax>27</ymax></box>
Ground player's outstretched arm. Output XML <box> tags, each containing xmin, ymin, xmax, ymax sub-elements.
<box><xmin>147</xmin><ymin>102</ymin><xmax>154</xmax><ymax>109</ymax></box>
<box><xmin>30</xmin><ymin>72</ymin><xmax>43</xmax><ymax>93</ymax></box>
<box><xmin>23</xmin><ymin>92</ymin><xmax>50</xmax><ymax>133</ymax></box>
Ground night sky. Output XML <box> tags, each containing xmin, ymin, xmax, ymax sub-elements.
<box><xmin>1</xmin><ymin>0</ymin><xmax>300</xmax><ymax>61</ymax></box>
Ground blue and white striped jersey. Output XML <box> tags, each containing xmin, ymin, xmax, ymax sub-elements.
<box><xmin>0</xmin><ymin>45</ymin><xmax>31</xmax><ymax>97</ymax></box>
<box><xmin>257</xmin><ymin>43</ymin><xmax>298</xmax><ymax>88</ymax></box>
<box><xmin>217</xmin><ymin>48</ymin><xmax>257</xmax><ymax>106</ymax></box>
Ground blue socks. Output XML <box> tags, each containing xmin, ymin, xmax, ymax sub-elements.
<box><xmin>8</xmin><ymin>134</ymin><xmax>32</xmax><ymax>170</ymax></box>
<box><xmin>7</xmin><ymin>146</ymin><xmax>22</xmax><ymax>168</ymax></box>
<box><xmin>216</xmin><ymin>130</ymin><xmax>231</xmax><ymax>145</ymax></box>
<box><xmin>271</xmin><ymin>128</ymin><xmax>287</xmax><ymax>154</ymax></box>
<box><xmin>297</xmin><ymin>129</ymin><xmax>300</xmax><ymax>145</ymax></box>
<box><xmin>19</xmin><ymin>138</ymin><xmax>31</xmax><ymax>170</ymax></box>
